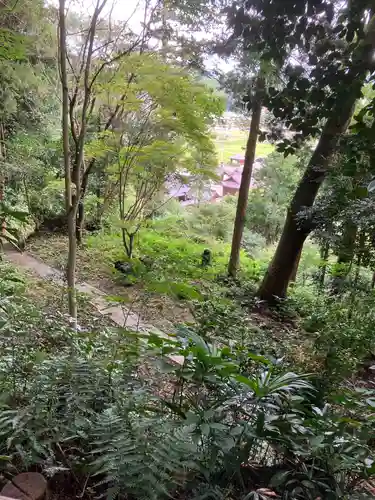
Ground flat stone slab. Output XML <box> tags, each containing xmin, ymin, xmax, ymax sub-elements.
<box><xmin>1</xmin><ymin>473</ymin><xmax>46</xmax><ymax>500</ymax></box>
<box><xmin>4</xmin><ymin>248</ymin><xmax>185</xmax><ymax>365</ymax></box>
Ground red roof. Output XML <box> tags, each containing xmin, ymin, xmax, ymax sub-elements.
<box><xmin>222</xmin><ymin>180</ymin><xmax>240</xmax><ymax>189</ymax></box>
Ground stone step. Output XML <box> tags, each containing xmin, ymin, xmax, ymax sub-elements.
<box><xmin>1</xmin><ymin>473</ymin><xmax>47</xmax><ymax>500</ymax></box>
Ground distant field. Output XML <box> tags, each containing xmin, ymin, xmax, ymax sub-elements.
<box><xmin>214</xmin><ymin>129</ymin><xmax>274</xmax><ymax>163</ymax></box>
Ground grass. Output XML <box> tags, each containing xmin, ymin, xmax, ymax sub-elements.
<box><xmin>214</xmin><ymin>129</ymin><xmax>274</xmax><ymax>163</ymax></box>
<box><xmin>26</xmin><ymin>222</ymin><xmax>263</xmax><ymax>330</ymax></box>
<box><xmin>85</xmin><ymin>224</ymin><xmax>262</xmax><ymax>284</ymax></box>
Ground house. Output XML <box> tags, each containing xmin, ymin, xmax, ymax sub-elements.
<box><xmin>229</xmin><ymin>153</ymin><xmax>245</xmax><ymax>165</ymax></box>
<box><xmin>168</xmin><ymin>155</ymin><xmax>264</xmax><ymax>205</ymax></box>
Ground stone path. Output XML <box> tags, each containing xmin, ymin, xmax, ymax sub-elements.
<box><xmin>4</xmin><ymin>247</ymin><xmax>183</xmax><ymax>364</ymax></box>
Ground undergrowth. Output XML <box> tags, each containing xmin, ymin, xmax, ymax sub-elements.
<box><xmin>0</xmin><ymin>262</ymin><xmax>374</xmax><ymax>499</ymax></box>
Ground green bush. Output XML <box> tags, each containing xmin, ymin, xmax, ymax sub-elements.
<box><xmin>185</xmin><ymin>197</ymin><xmax>237</xmax><ymax>242</ymax></box>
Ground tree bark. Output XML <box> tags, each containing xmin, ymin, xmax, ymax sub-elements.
<box><xmin>331</xmin><ymin>221</ymin><xmax>357</xmax><ymax>293</ymax></box>
<box><xmin>319</xmin><ymin>241</ymin><xmax>329</xmax><ymax>289</ymax></box>
<box><xmin>76</xmin><ymin>174</ymin><xmax>89</xmax><ymax>244</ymax></box>
<box><xmin>76</xmin><ymin>201</ymin><xmax>84</xmax><ymax>244</ymax></box>
<box><xmin>228</xmin><ymin>74</ymin><xmax>264</xmax><ymax>277</ymax></box>
<box><xmin>257</xmin><ymin>13</ymin><xmax>375</xmax><ymax>302</ymax></box>
<box><xmin>289</xmin><ymin>247</ymin><xmax>302</xmax><ymax>284</ymax></box>
<box><xmin>338</xmin><ymin>220</ymin><xmax>357</xmax><ymax>266</ymax></box>
<box><xmin>0</xmin><ymin>122</ymin><xmax>5</xmax><ymax>236</ymax></box>
<box><xmin>59</xmin><ymin>0</ymin><xmax>77</xmax><ymax>322</ymax></box>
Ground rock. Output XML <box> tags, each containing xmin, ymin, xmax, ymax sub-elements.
<box><xmin>1</xmin><ymin>473</ymin><xmax>47</xmax><ymax>500</ymax></box>
<box><xmin>114</xmin><ymin>261</ymin><xmax>136</xmax><ymax>286</ymax></box>
<box><xmin>201</xmin><ymin>249</ymin><xmax>212</xmax><ymax>268</ymax></box>
<box><xmin>114</xmin><ymin>261</ymin><xmax>133</xmax><ymax>275</ymax></box>
<box><xmin>1</xmin><ymin>483</ymin><xmax>29</xmax><ymax>500</ymax></box>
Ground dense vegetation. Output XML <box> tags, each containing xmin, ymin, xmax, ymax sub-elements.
<box><xmin>2</xmin><ymin>0</ymin><xmax>375</xmax><ymax>499</ymax></box>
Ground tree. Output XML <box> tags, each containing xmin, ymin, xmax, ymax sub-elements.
<box><xmin>227</xmin><ymin>0</ymin><xmax>375</xmax><ymax>301</ymax></box>
<box><xmin>86</xmin><ymin>54</ymin><xmax>222</xmax><ymax>258</ymax></box>
<box><xmin>228</xmin><ymin>73</ymin><xmax>264</xmax><ymax>277</ymax></box>
<box><xmin>60</xmin><ymin>0</ymin><xmax>160</xmax><ymax>246</ymax></box>
<box><xmin>0</xmin><ymin>0</ymin><xmax>57</xmax><ymax>239</ymax></box>
<box><xmin>58</xmin><ymin>0</ymin><xmax>161</xmax><ymax>321</ymax></box>
<box><xmin>245</xmin><ymin>151</ymin><xmax>303</xmax><ymax>244</ymax></box>
<box><xmin>59</xmin><ymin>0</ymin><xmax>76</xmax><ymax>320</ymax></box>
<box><xmin>309</xmin><ymin>122</ymin><xmax>375</xmax><ymax>291</ymax></box>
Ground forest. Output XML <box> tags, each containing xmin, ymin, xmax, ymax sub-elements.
<box><xmin>2</xmin><ymin>0</ymin><xmax>375</xmax><ymax>499</ymax></box>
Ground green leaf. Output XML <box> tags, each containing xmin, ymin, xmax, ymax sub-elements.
<box><xmin>234</xmin><ymin>374</ymin><xmax>257</xmax><ymax>391</ymax></box>
<box><xmin>270</xmin><ymin>470</ymin><xmax>291</xmax><ymax>487</ymax></box>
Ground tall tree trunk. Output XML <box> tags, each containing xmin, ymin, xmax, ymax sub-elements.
<box><xmin>161</xmin><ymin>0</ymin><xmax>168</xmax><ymax>60</ymax></box>
<box><xmin>289</xmin><ymin>248</ymin><xmax>302</xmax><ymax>284</ymax></box>
<box><xmin>353</xmin><ymin>229</ymin><xmax>365</xmax><ymax>288</ymax></box>
<box><xmin>257</xmin><ymin>14</ymin><xmax>375</xmax><ymax>302</ymax></box>
<box><xmin>59</xmin><ymin>0</ymin><xmax>77</xmax><ymax>322</ymax></box>
<box><xmin>228</xmin><ymin>74</ymin><xmax>264</xmax><ymax>277</ymax></box>
<box><xmin>331</xmin><ymin>221</ymin><xmax>357</xmax><ymax>293</ymax></box>
<box><xmin>95</xmin><ymin>167</ymin><xmax>102</xmax><ymax>225</ymax></box>
<box><xmin>76</xmin><ymin>175</ymin><xmax>89</xmax><ymax>244</ymax></box>
<box><xmin>0</xmin><ymin>122</ymin><xmax>5</xmax><ymax>236</ymax></box>
<box><xmin>319</xmin><ymin>241</ymin><xmax>329</xmax><ymax>289</ymax></box>
<box><xmin>337</xmin><ymin>221</ymin><xmax>357</xmax><ymax>266</ymax></box>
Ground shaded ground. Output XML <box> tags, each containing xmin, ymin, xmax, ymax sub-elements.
<box><xmin>3</xmin><ymin>251</ymin><xmax>115</xmax><ymax>333</ymax></box>
<box><xmin>25</xmin><ymin>232</ymin><xmax>317</xmax><ymax>371</ymax></box>
<box><xmin>26</xmin><ymin>232</ymin><xmax>194</xmax><ymax>332</ymax></box>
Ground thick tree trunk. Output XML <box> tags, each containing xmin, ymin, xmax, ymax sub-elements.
<box><xmin>228</xmin><ymin>75</ymin><xmax>264</xmax><ymax>277</ymax></box>
<box><xmin>59</xmin><ymin>0</ymin><xmax>77</xmax><ymax>322</ymax></box>
<box><xmin>289</xmin><ymin>248</ymin><xmax>302</xmax><ymax>284</ymax></box>
<box><xmin>258</xmin><ymin>114</ymin><xmax>358</xmax><ymax>301</ymax></box>
<box><xmin>257</xmin><ymin>13</ymin><xmax>375</xmax><ymax>302</ymax></box>
<box><xmin>121</xmin><ymin>229</ymin><xmax>134</xmax><ymax>258</ymax></box>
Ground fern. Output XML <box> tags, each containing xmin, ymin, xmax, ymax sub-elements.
<box><xmin>91</xmin><ymin>408</ymin><xmax>199</xmax><ymax>500</ymax></box>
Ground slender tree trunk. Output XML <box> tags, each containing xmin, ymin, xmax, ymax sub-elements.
<box><xmin>228</xmin><ymin>75</ymin><xmax>264</xmax><ymax>277</ymax></box>
<box><xmin>59</xmin><ymin>0</ymin><xmax>77</xmax><ymax>322</ymax></box>
<box><xmin>371</xmin><ymin>270</ymin><xmax>375</xmax><ymax>289</ymax></box>
<box><xmin>257</xmin><ymin>13</ymin><xmax>375</xmax><ymax>302</ymax></box>
<box><xmin>161</xmin><ymin>0</ymin><xmax>168</xmax><ymax>60</ymax></box>
<box><xmin>0</xmin><ymin>122</ymin><xmax>6</xmax><ymax>236</ymax></box>
<box><xmin>319</xmin><ymin>241</ymin><xmax>329</xmax><ymax>289</ymax></box>
<box><xmin>95</xmin><ymin>168</ymin><xmax>102</xmax><ymax>224</ymax></box>
<box><xmin>76</xmin><ymin>175</ymin><xmax>89</xmax><ymax>244</ymax></box>
<box><xmin>331</xmin><ymin>221</ymin><xmax>357</xmax><ymax>293</ymax></box>
<box><xmin>353</xmin><ymin>229</ymin><xmax>365</xmax><ymax>288</ymax></box>
<box><xmin>338</xmin><ymin>221</ymin><xmax>357</xmax><ymax>266</ymax></box>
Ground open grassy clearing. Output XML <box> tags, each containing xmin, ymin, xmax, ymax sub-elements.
<box><xmin>214</xmin><ymin>128</ymin><xmax>274</xmax><ymax>163</ymax></box>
